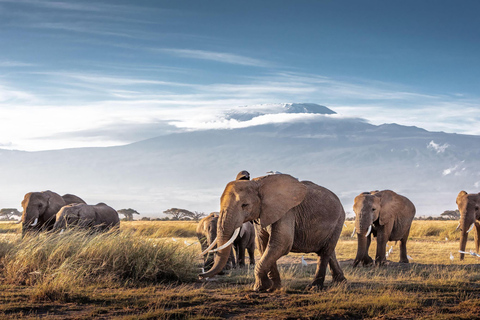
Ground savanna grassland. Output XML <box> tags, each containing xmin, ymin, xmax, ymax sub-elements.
<box><xmin>1</xmin><ymin>220</ymin><xmax>480</xmax><ymax>319</ymax></box>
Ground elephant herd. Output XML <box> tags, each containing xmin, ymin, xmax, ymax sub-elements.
<box><xmin>20</xmin><ymin>190</ymin><xmax>120</xmax><ymax>236</ymax></box>
<box><xmin>197</xmin><ymin>170</ymin><xmax>480</xmax><ymax>292</ymax></box>
<box><xmin>17</xmin><ymin>173</ymin><xmax>480</xmax><ymax>293</ymax></box>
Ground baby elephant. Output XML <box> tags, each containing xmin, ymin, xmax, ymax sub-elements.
<box><xmin>353</xmin><ymin>190</ymin><xmax>415</xmax><ymax>267</ymax></box>
<box><xmin>53</xmin><ymin>203</ymin><xmax>120</xmax><ymax>232</ymax></box>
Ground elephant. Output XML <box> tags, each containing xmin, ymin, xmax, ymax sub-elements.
<box><xmin>21</xmin><ymin>191</ymin><xmax>86</xmax><ymax>237</ymax></box>
<box><xmin>456</xmin><ymin>191</ymin><xmax>480</xmax><ymax>260</ymax></box>
<box><xmin>233</xmin><ymin>220</ymin><xmax>256</xmax><ymax>267</ymax></box>
<box><xmin>53</xmin><ymin>202</ymin><xmax>120</xmax><ymax>232</ymax></box>
<box><xmin>199</xmin><ymin>174</ymin><xmax>346</xmax><ymax>292</ymax></box>
<box><xmin>196</xmin><ymin>212</ymin><xmax>235</xmax><ymax>271</ymax></box>
<box><xmin>352</xmin><ymin>190</ymin><xmax>416</xmax><ymax>267</ymax></box>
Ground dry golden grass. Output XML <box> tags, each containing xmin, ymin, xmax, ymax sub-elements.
<box><xmin>1</xmin><ymin>219</ymin><xmax>480</xmax><ymax>319</ymax></box>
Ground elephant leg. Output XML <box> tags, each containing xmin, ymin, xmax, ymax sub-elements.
<box><xmin>226</xmin><ymin>247</ymin><xmax>236</xmax><ymax>269</ymax></box>
<box><xmin>308</xmin><ymin>254</ymin><xmax>330</xmax><ymax>290</ymax></box>
<box><xmin>399</xmin><ymin>228</ymin><xmax>410</xmax><ymax>263</ymax></box>
<box><xmin>375</xmin><ymin>226</ymin><xmax>388</xmax><ymax>266</ymax></box>
<box><xmin>363</xmin><ymin>233</ymin><xmax>374</xmax><ymax>266</ymax></box>
<box><xmin>474</xmin><ymin>222</ymin><xmax>480</xmax><ymax>254</ymax></box>
<box><xmin>253</xmin><ymin>219</ymin><xmax>294</xmax><ymax>292</ymax></box>
<box><xmin>329</xmin><ymin>251</ymin><xmax>346</xmax><ymax>284</ymax></box>
<box><xmin>247</xmin><ymin>245</ymin><xmax>255</xmax><ymax>265</ymax></box>
<box><xmin>238</xmin><ymin>244</ymin><xmax>246</xmax><ymax>267</ymax></box>
<box><xmin>267</xmin><ymin>262</ymin><xmax>281</xmax><ymax>292</ymax></box>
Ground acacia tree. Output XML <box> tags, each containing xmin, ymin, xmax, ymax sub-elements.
<box><xmin>192</xmin><ymin>211</ymin><xmax>206</xmax><ymax>221</ymax></box>
<box><xmin>118</xmin><ymin>208</ymin><xmax>140</xmax><ymax>221</ymax></box>
<box><xmin>440</xmin><ymin>210</ymin><xmax>460</xmax><ymax>220</ymax></box>
<box><xmin>0</xmin><ymin>208</ymin><xmax>21</xmax><ymax>220</ymax></box>
<box><xmin>163</xmin><ymin>208</ymin><xmax>195</xmax><ymax>220</ymax></box>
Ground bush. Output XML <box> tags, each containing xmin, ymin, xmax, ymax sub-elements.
<box><xmin>2</xmin><ymin>229</ymin><xmax>199</xmax><ymax>291</ymax></box>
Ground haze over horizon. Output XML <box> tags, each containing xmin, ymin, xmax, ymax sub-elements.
<box><xmin>1</xmin><ymin>0</ymin><xmax>479</xmax><ymax>151</ymax></box>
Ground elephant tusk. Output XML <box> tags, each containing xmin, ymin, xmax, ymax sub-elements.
<box><xmin>455</xmin><ymin>223</ymin><xmax>460</xmax><ymax>231</ymax></box>
<box><xmin>467</xmin><ymin>223</ymin><xmax>474</xmax><ymax>233</ymax></box>
<box><xmin>200</xmin><ymin>238</ymin><xmax>218</xmax><ymax>256</ymax></box>
<box><xmin>365</xmin><ymin>225</ymin><xmax>372</xmax><ymax>237</ymax></box>
<box><xmin>60</xmin><ymin>229</ymin><xmax>64</xmax><ymax>234</ymax></box>
<box><xmin>351</xmin><ymin>227</ymin><xmax>356</xmax><ymax>238</ymax></box>
<box><xmin>30</xmin><ymin>218</ymin><xmax>38</xmax><ymax>227</ymax></box>
<box><xmin>209</xmin><ymin>227</ymin><xmax>241</xmax><ymax>253</ymax></box>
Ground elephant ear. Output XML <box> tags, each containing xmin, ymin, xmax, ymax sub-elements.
<box><xmin>376</xmin><ymin>191</ymin><xmax>395</xmax><ymax>226</ymax></box>
<box><xmin>457</xmin><ymin>191</ymin><xmax>468</xmax><ymax>205</ymax></box>
<box><xmin>257</xmin><ymin>174</ymin><xmax>307</xmax><ymax>229</ymax></box>
<box><xmin>45</xmin><ymin>191</ymin><xmax>66</xmax><ymax>214</ymax></box>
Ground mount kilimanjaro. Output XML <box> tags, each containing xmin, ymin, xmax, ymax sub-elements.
<box><xmin>1</xmin><ymin>103</ymin><xmax>478</xmax><ymax>217</ymax></box>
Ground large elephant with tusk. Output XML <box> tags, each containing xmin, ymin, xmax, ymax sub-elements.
<box><xmin>198</xmin><ymin>174</ymin><xmax>346</xmax><ymax>292</ymax></box>
<box><xmin>21</xmin><ymin>191</ymin><xmax>85</xmax><ymax>237</ymax></box>
<box><xmin>352</xmin><ymin>190</ymin><xmax>415</xmax><ymax>267</ymax></box>
<box><xmin>53</xmin><ymin>203</ymin><xmax>120</xmax><ymax>232</ymax></box>
<box><xmin>456</xmin><ymin>191</ymin><xmax>480</xmax><ymax>260</ymax></box>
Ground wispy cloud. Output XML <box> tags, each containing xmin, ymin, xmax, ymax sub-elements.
<box><xmin>0</xmin><ymin>60</ymin><xmax>35</xmax><ymax>67</ymax></box>
<box><xmin>1</xmin><ymin>70</ymin><xmax>480</xmax><ymax>151</ymax></box>
<box><xmin>158</xmin><ymin>48</ymin><xmax>270</xmax><ymax>67</ymax></box>
<box><xmin>427</xmin><ymin>140</ymin><xmax>449</xmax><ymax>154</ymax></box>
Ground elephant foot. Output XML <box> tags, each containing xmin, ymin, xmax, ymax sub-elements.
<box><xmin>253</xmin><ymin>278</ymin><xmax>273</xmax><ymax>292</ymax></box>
<box><xmin>374</xmin><ymin>259</ymin><xmax>386</xmax><ymax>267</ymax></box>
<box><xmin>399</xmin><ymin>258</ymin><xmax>409</xmax><ymax>263</ymax></box>
<box><xmin>353</xmin><ymin>256</ymin><xmax>373</xmax><ymax>268</ymax></box>
<box><xmin>332</xmin><ymin>275</ymin><xmax>347</xmax><ymax>284</ymax></box>
<box><xmin>306</xmin><ymin>283</ymin><xmax>325</xmax><ymax>292</ymax></box>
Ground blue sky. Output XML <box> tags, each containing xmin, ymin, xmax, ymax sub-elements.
<box><xmin>1</xmin><ymin>0</ymin><xmax>479</xmax><ymax>150</ymax></box>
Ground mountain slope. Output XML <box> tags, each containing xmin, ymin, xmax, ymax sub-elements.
<box><xmin>0</xmin><ymin>105</ymin><xmax>478</xmax><ymax>217</ymax></box>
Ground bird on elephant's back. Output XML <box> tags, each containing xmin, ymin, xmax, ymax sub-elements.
<box><xmin>199</xmin><ymin>173</ymin><xmax>346</xmax><ymax>292</ymax></box>
<box><xmin>352</xmin><ymin>190</ymin><xmax>415</xmax><ymax>267</ymax></box>
<box><xmin>21</xmin><ymin>190</ymin><xmax>86</xmax><ymax>237</ymax></box>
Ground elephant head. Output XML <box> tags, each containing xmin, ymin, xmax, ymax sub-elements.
<box><xmin>21</xmin><ymin>191</ymin><xmax>65</xmax><ymax>236</ymax></box>
<box><xmin>457</xmin><ymin>191</ymin><xmax>480</xmax><ymax>260</ymax></box>
<box><xmin>53</xmin><ymin>204</ymin><xmax>82</xmax><ymax>231</ymax></box>
<box><xmin>353</xmin><ymin>192</ymin><xmax>384</xmax><ymax>266</ymax></box>
<box><xmin>196</xmin><ymin>213</ymin><xmax>222</xmax><ymax>269</ymax></box>
<box><xmin>199</xmin><ymin>174</ymin><xmax>306</xmax><ymax>278</ymax></box>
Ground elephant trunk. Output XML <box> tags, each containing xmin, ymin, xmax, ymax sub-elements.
<box><xmin>355</xmin><ymin>211</ymin><xmax>373</xmax><ymax>236</ymax></box>
<box><xmin>353</xmin><ymin>233</ymin><xmax>368</xmax><ymax>267</ymax></box>
<box><xmin>198</xmin><ymin>236</ymin><xmax>233</xmax><ymax>278</ymax></box>
<box><xmin>459</xmin><ymin>214</ymin><xmax>474</xmax><ymax>261</ymax></box>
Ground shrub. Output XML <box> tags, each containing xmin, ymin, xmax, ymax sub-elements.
<box><xmin>2</xmin><ymin>229</ymin><xmax>199</xmax><ymax>290</ymax></box>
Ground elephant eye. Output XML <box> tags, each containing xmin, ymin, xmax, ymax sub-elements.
<box><xmin>242</xmin><ymin>203</ymin><xmax>249</xmax><ymax>209</ymax></box>
<box><xmin>372</xmin><ymin>208</ymin><xmax>376</xmax><ymax>211</ymax></box>
<box><xmin>38</xmin><ymin>204</ymin><xmax>43</xmax><ymax>208</ymax></box>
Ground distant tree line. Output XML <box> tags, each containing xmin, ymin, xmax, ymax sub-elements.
<box><xmin>116</xmin><ymin>207</ymin><xmax>206</xmax><ymax>221</ymax></box>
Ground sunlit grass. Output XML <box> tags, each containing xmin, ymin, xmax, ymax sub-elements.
<box><xmin>1</xmin><ymin>220</ymin><xmax>480</xmax><ymax>319</ymax></box>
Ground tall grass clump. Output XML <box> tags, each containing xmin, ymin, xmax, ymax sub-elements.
<box><xmin>2</xmin><ymin>229</ymin><xmax>199</xmax><ymax>300</ymax></box>
<box><xmin>121</xmin><ymin>221</ymin><xmax>198</xmax><ymax>238</ymax></box>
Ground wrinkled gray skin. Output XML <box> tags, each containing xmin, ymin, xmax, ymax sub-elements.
<box><xmin>53</xmin><ymin>203</ymin><xmax>120</xmax><ymax>232</ymax></box>
<box><xmin>21</xmin><ymin>191</ymin><xmax>86</xmax><ymax>237</ymax></box>
<box><xmin>196</xmin><ymin>213</ymin><xmax>235</xmax><ymax>271</ymax></box>
<box><xmin>456</xmin><ymin>191</ymin><xmax>480</xmax><ymax>260</ymax></box>
<box><xmin>199</xmin><ymin>174</ymin><xmax>346</xmax><ymax>292</ymax></box>
<box><xmin>353</xmin><ymin>190</ymin><xmax>415</xmax><ymax>267</ymax></box>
